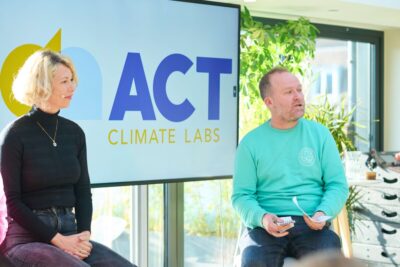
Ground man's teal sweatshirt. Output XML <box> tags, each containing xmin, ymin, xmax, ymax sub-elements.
<box><xmin>232</xmin><ymin>118</ymin><xmax>349</xmax><ymax>229</ymax></box>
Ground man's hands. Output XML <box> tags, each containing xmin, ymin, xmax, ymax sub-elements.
<box><xmin>262</xmin><ymin>214</ymin><xmax>294</xmax><ymax>237</ymax></box>
<box><xmin>303</xmin><ymin>211</ymin><xmax>326</xmax><ymax>230</ymax></box>
<box><xmin>51</xmin><ymin>231</ymin><xmax>93</xmax><ymax>260</ymax></box>
<box><xmin>262</xmin><ymin>211</ymin><xmax>328</xmax><ymax>237</ymax></box>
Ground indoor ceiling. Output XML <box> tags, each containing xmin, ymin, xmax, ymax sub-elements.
<box><xmin>213</xmin><ymin>0</ymin><xmax>400</xmax><ymax>30</ymax></box>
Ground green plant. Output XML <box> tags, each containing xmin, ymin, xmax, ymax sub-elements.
<box><xmin>240</xmin><ymin>7</ymin><xmax>319</xmax><ymax>137</ymax></box>
<box><xmin>305</xmin><ymin>96</ymin><xmax>360</xmax><ymax>156</ymax></box>
<box><xmin>346</xmin><ymin>185</ymin><xmax>362</xmax><ymax>234</ymax></box>
<box><xmin>305</xmin><ymin>97</ymin><xmax>365</xmax><ymax>234</ymax></box>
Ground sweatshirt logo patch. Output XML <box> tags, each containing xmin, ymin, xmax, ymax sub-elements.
<box><xmin>298</xmin><ymin>147</ymin><xmax>315</xmax><ymax>166</ymax></box>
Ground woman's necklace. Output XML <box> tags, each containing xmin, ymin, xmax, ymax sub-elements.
<box><xmin>36</xmin><ymin>118</ymin><xmax>58</xmax><ymax>147</ymax></box>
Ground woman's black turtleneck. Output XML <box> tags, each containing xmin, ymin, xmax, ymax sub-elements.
<box><xmin>0</xmin><ymin>107</ymin><xmax>92</xmax><ymax>243</ymax></box>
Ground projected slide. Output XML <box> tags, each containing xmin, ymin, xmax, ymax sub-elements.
<box><xmin>0</xmin><ymin>0</ymin><xmax>239</xmax><ymax>184</ymax></box>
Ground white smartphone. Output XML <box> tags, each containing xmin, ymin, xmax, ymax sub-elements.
<box><xmin>277</xmin><ymin>223</ymin><xmax>295</xmax><ymax>233</ymax></box>
<box><xmin>276</xmin><ymin>216</ymin><xmax>295</xmax><ymax>226</ymax></box>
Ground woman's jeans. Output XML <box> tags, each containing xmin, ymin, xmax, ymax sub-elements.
<box><xmin>239</xmin><ymin>216</ymin><xmax>341</xmax><ymax>267</ymax></box>
<box><xmin>1</xmin><ymin>207</ymin><xmax>136</xmax><ymax>267</ymax></box>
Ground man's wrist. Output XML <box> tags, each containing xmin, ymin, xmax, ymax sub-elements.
<box><xmin>261</xmin><ymin>213</ymin><xmax>276</xmax><ymax>229</ymax></box>
<box><xmin>260</xmin><ymin>213</ymin><xmax>268</xmax><ymax>228</ymax></box>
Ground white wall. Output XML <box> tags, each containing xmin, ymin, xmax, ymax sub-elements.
<box><xmin>384</xmin><ymin>29</ymin><xmax>400</xmax><ymax>151</ymax></box>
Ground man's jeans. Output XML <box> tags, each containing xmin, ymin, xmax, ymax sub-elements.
<box><xmin>240</xmin><ymin>216</ymin><xmax>341</xmax><ymax>267</ymax></box>
<box><xmin>2</xmin><ymin>207</ymin><xmax>135</xmax><ymax>267</ymax></box>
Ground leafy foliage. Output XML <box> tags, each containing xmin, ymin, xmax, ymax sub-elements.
<box><xmin>240</xmin><ymin>7</ymin><xmax>319</xmax><ymax>137</ymax></box>
<box><xmin>305</xmin><ymin>97</ymin><xmax>358</xmax><ymax>156</ymax></box>
<box><xmin>346</xmin><ymin>185</ymin><xmax>363</xmax><ymax>234</ymax></box>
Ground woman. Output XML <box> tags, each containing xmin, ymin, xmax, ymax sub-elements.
<box><xmin>0</xmin><ymin>174</ymin><xmax>7</xmax><ymax>244</ymax></box>
<box><xmin>0</xmin><ymin>50</ymin><xmax>136</xmax><ymax>267</ymax></box>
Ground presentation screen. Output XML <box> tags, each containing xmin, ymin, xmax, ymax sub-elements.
<box><xmin>0</xmin><ymin>0</ymin><xmax>240</xmax><ymax>185</ymax></box>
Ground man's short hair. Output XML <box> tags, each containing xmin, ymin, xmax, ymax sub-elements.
<box><xmin>259</xmin><ymin>66</ymin><xmax>290</xmax><ymax>100</ymax></box>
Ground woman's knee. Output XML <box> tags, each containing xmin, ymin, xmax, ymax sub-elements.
<box><xmin>6</xmin><ymin>243</ymin><xmax>89</xmax><ymax>267</ymax></box>
<box><xmin>86</xmin><ymin>241</ymin><xmax>135</xmax><ymax>266</ymax></box>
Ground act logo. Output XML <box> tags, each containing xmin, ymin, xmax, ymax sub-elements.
<box><xmin>0</xmin><ymin>29</ymin><xmax>102</xmax><ymax>119</ymax></box>
<box><xmin>110</xmin><ymin>53</ymin><xmax>232</xmax><ymax>122</ymax></box>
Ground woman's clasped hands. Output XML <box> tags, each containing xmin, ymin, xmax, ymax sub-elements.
<box><xmin>51</xmin><ymin>230</ymin><xmax>93</xmax><ymax>260</ymax></box>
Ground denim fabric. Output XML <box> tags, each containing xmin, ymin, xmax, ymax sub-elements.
<box><xmin>240</xmin><ymin>216</ymin><xmax>341</xmax><ymax>267</ymax></box>
<box><xmin>2</xmin><ymin>207</ymin><xmax>135</xmax><ymax>267</ymax></box>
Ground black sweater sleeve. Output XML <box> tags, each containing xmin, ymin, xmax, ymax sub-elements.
<box><xmin>0</xmin><ymin>126</ymin><xmax>57</xmax><ymax>242</ymax></box>
<box><xmin>74</xmin><ymin>129</ymin><xmax>92</xmax><ymax>233</ymax></box>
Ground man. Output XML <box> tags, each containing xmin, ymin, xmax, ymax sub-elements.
<box><xmin>232</xmin><ymin>67</ymin><xmax>349</xmax><ymax>267</ymax></box>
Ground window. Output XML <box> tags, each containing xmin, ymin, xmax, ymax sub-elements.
<box><xmin>91</xmin><ymin>186</ymin><xmax>133</xmax><ymax>261</ymax></box>
<box><xmin>149</xmin><ymin>184</ymin><xmax>164</xmax><ymax>267</ymax></box>
<box><xmin>183</xmin><ymin>180</ymin><xmax>238</xmax><ymax>267</ymax></box>
<box><xmin>313</xmin><ymin>23</ymin><xmax>383</xmax><ymax>151</ymax></box>
<box><xmin>310</xmin><ymin>38</ymin><xmax>374</xmax><ymax>152</ymax></box>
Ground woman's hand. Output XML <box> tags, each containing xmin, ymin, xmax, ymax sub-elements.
<box><xmin>50</xmin><ymin>232</ymin><xmax>92</xmax><ymax>260</ymax></box>
<box><xmin>76</xmin><ymin>231</ymin><xmax>93</xmax><ymax>258</ymax></box>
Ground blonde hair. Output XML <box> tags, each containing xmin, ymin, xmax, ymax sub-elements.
<box><xmin>12</xmin><ymin>50</ymin><xmax>78</xmax><ymax>107</ymax></box>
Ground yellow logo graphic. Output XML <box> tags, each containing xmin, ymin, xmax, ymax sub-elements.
<box><xmin>0</xmin><ymin>29</ymin><xmax>61</xmax><ymax>116</ymax></box>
